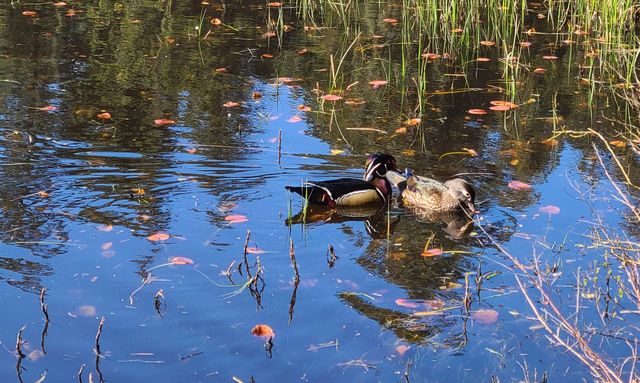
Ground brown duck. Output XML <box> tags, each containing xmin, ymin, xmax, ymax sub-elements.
<box><xmin>385</xmin><ymin>169</ymin><xmax>476</xmax><ymax>213</ymax></box>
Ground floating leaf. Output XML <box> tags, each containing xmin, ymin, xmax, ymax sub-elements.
<box><xmin>169</xmin><ymin>256</ymin><xmax>194</xmax><ymax>265</ymax></box>
<box><xmin>382</xmin><ymin>18</ymin><xmax>398</xmax><ymax>24</ymax></box>
<box><xmin>287</xmin><ymin>115</ymin><xmax>302</xmax><ymax>123</ymax></box>
<box><xmin>508</xmin><ymin>180</ymin><xmax>531</xmax><ymax>190</ymax></box>
<box><xmin>296</xmin><ymin>48</ymin><xmax>309</xmax><ymax>55</ymax></box>
<box><xmin>101</xmin><ymin>242</ymin><xmax>113</xmax><ymax>251</ymax></box>
<box><xmin>246</xmin><ymin>247</ymin><xmax>265</xmax><ymax>254</ymax></box>
<box><xmin>368</xmin><ymin>80</ymin><xmax>388</xmax><ymax>89</ymax></box>
<box><xmin>267</xmin><ymin>2</ymin><xmax>282</xmax><ymax>6</ymax></box>
<box><xmin>53</xmin><ymin>2</ymin><xmax>67</xmax><ymax>6</ymax></box>
<box><xmin>215</xmin><ymin>67</ymin><xmax>227</xmax><ymax>73</ymax></box>
<box><xmin>251</xmin><ymin>324</ymin><xmax>275</xmax><ymax>337</ymax></box>
<box><xmin>480</xmin><ymin>40</ymin><xmax>495</xmax><ymax>46</ymax></box>
<box><xmin>542</xmin><ymin>55</ymin><xmax>558</xmax><ymax>60</ymax></box>
<box><xmin>468</xmin><ymin>109</ymin><xmax>487</xmax><ymax>115</ymax></box>
<box><xmin>422</xmin><ymin>52</ymin><xmax>441</xmax><ymax>60</ymax></box>
<box><xmin>210</xmin><ymin>18</ymin><xmax>222</xmax><ymax>26</ymax></box>
<box><xmin>533</xmin><ymin>67</ymin><xmax>547</xmax><ymax>74</ymax></box>
<box><xmin>609</xmin><ymin>140</ymin><xmax>626</xmax><ymax>148</ymax></box>
<box><xmin>489</xmin><ymin>105</ymin><xmax>511</xmax><ymax>111</ymax></box>
<box><xmin>395</xmin><ymin>127</ymin><xmax>407</xmax><ymax>134</ymax></box>
<box><xmin>97</xmin><ymin>224</ymin><xmax>113</xmax><ymax>232</ymax></box>
<box><xmin>520</xmin><ymin>41</ymin><xmax>532</xmax><ymax>47</ymax></box>
<box><xmin>262</xmin><ymin>53</ymin><xmax>274</xmax><ymax>58</ymax></box>
<box><xmin>395</xmin><ymin>345</ymin><xmax>410</xmax><ymax>356</ymax></box>
<box><xmin>131</xmin><ymin>188</ymin><xmax>145</xmax><ymax>195</ymax></box>
<box><xmin>402</xmin><ymin>149</ymin><xmax>416</xmax><ymax>156</ymax></box>
<box><xmin>539</xmin><ymin>205</ymin><xmax>560</xmax><ymax>215</ymax></box>
<box><xmin>252</xmin><ymin>92</ymin><xmax>262</xmax><ymax>99</ymax></box>
<box><xmin>471</xmin><ymin>309</ymin><xmax>499</xmax><ymax>324</ymax></box>
<box><xmin>476</xmin><ymin>57</ymin><xmax>491</xmax><ymax>62</ymax></box>
<box><xmin>27</xmin><ymin>350</ymin><xmax>45</xmax><ymax>361</ymax></box>
<box><xmin>37</xmin><ymin>191</ymin><xmax>50</xmax><ymax>197</ymax></box>
<box><xmin>395</xmin><ymin>298</ymin><xmax>420</xmax><ymax>308</ymax></box>
<box><xmin>185</xmin><ymin>148</ymin><xmax>197</xmax><ymax>154</ymax></box>
<box><xmin>321</xmin><ymin>94</ymin><xmax>343</xmax><ymax>102</ymax></box>
<box><xmin>490</xmin><ymin>100</ymin><xmax>518</xmax><ymax>109</ymax></box>
<box><xmin>22</xmin><ymin>11</ymin><xmax>38</xmax><ymax>17</ymax></box>
<box><xmin>421</xmin><ymin>248</ymin><xmax>443</xmax><ymax>257</ymax></box>
<box><xmin>298</xmin><ymin>105</ymin><xmax>312</xmax><ymax>112</ymax></box>
<box><xmin>154</xmin><ymin>119</ymin><xmax>175</xmax><ymax>126</ymax></box>
<box><xmin>76</xmin><ymin>305</ymin><xmax>97</xmax><ymax>317</ymax></box>
<box><xmin>344</xmin><ymin>98</ymin><xmax>366</xmax><ymax>106</ymax></box>
<box><xmin>405</xmin><ymin>118</ymin><xmax>421</xmax><ymax>126</ymax></box>
<box><xmin>330</xmin><ymin>149</ymin><xmax>345</xmax><ymax>155</ymax></box>
<box><xmin>36</xmin><ymin>105</ymin><xmax>58</xmax><ymax>112</ymax></box>
<box><xmin>147</xmin><ymin>232</ymin><xmax>170</xmax><ymax>242</ymax></box>
<box><xmin>223</xmin><ymin>101</ymin><xmax>240</xmax><ymax>108</ymax></box>
<box><xmin>96</xmin><ymin>112</ymin><xmax>112</xmax><ymax>120</ymax></box>
<box><xmin>413</xmin><ymin>310</ymin><xmax>444</xmax><ymax>317</ymax></box>
<box><xmin>509</xmin><ymin>159</ymin><xmax>520</xmax><ymax>166</ymax></box>
<box><xmin>225</xmin><ymin>214</ymin><xmax>248</xmax><ymax>223</ymax></box>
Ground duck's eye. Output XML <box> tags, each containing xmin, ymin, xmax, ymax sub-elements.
<box><xmin>463</xmin><ymin>191</ymin><xmax>470</xmax><ymax>198</ymax></box>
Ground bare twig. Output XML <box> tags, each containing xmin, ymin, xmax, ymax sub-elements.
<box><xmin>94</xmin><ymin>317</ymin><xmax>105</xmax><ymax>356</ymax></box>
<box><xmin>77</xmin><ymin>364</ymin><xmax>85</xmax><ymax>383</ymax></box>
<box><xmin>15</xmin><ymin>325</ymin><xmax>26</xmax><ymax>358</ymax></box>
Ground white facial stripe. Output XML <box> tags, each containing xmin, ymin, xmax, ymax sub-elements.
<box><xmin>364</xmin><ymin>162</ymin><xmax>381</xmax><ymax>180</ymax></box>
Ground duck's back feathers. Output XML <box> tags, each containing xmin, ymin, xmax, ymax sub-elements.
<box><xmin>286</xmin><ymin>178</ymin><xmax>385</xmax><ymax>207</ymax></box>
<box><xmin>385</xmin><ymin>170</ymin><xmax>476</xmax><ymax>213</ymax></box>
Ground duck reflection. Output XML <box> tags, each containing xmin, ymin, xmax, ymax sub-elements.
<box><xmin>404</xmin><ymin>206</ymin><xmax>475</xmax><ymax>239</ymax></box>
<box><xmin>285</xmin><ymin>204</ymin><xmax>399</xmax><ymax>239</ymax></box>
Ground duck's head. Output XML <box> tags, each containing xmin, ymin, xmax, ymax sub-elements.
<box><xmin>364</xmin><ymin>153</ymin><xmax>397</xmax><ymax>181</ymax></box>
<box><xmin>444</xmin><ymin>178</ymin><xmax>476</xmax><ymax>213</ymax></box>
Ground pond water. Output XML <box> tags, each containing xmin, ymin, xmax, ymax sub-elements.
<box><xmin>0</xmin><ymin>1</ymin><xmax>639</xmax><ymax>382</ymax></box>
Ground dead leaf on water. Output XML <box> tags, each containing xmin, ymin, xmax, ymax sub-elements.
<box><xmin>97</xmin><ymin>224</ymin><xmax>113</xmax><ymax>232</ymax></box>
<box><xmin>421</xmin><ymin>248</ymin><xmax>443</xmax><ymax>257</ymax></box>
<box><xmin>147</xmin><ymin>232</ymin><xmax>170</xmax><ymax>242</ymax></box>
<box><xmin>395</xmin><ymin>345</ymin><xmax>410</xmax><ymax>356</ymax></box>
<box><xmin>225</xmin><ymin>214</ymin><xmax>248</xmax><ymax>223</ymax></box>
<box><xmin>609</xmin><ymin>140</ymin><xmax>626</xmax><ymax>148</ymax></box>
<box><xmin>154</xmin><ymin>119</ymin><xmax>176</xmax><ymax>126</ymax></box>
<box><xmin>321</xmin><ymin>94</ymin><xmax>342</xmax><ymax>102</ymax></box>
<box><xmin>75</xmin><ymin>305</ymin><xmax>97</xmax><ymax>317</ymax></box>
<box><xmin>395</xmin><ymin>298</ymin><xmax>420</xmax><ymax>308</ymax></box>
<box><xmin>539</xmin><ymin>205</ymin><xmax>560</xmax><ymax>215</ymax></box>
<box><xmin>471</xmin><ymin>309</ymin><xmax>499</xmax><ymax>324</ymax></box>
<box><xmin>223</xmin><ymin>101</ymin><xmax>240</xmax><ymax>108</ymax></box>
<box><xmin>508</xmin><ymin>180</ymin><xmax>531</xmax><ymax>190</ymax></box>
<box><xmin>405</xmin><ymin>118</ymin><xmax>421</xmax><ymax>126</ymax></box>
<box><xmin>251</xmin><ymin>324</ymin><xmax>275</xmax><ymax>337</ymax></box>
<box><xmin>169</xmin><ymin>256</ymin><xmax>194</xmax><ymax>265</ymax></box>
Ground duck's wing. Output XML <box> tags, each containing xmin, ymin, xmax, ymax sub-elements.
<box><xmin>286</xmin><ymin>178</ymin><xmax>383</xmax><ymax>206</ymax></box>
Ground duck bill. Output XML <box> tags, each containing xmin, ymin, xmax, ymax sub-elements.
<box><xmin>464</xmin><ymin>201</ymin><xmax>477</xmax><ymax>215</ymax></box>
<box><xmin>363</xmin><ymin>162</ymin><xmax>381</xmax><ymax>181</ymax></box>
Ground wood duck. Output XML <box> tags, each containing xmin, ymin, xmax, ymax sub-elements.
<box><xmin>286</xmin><ymin>153</ymin><xmax>397</xmax><ymax>207</ymax></box>
<box><xmin>385</xmin><ymin>169</ymin><xmax>476</xmax><ymax>214</ymax></box>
